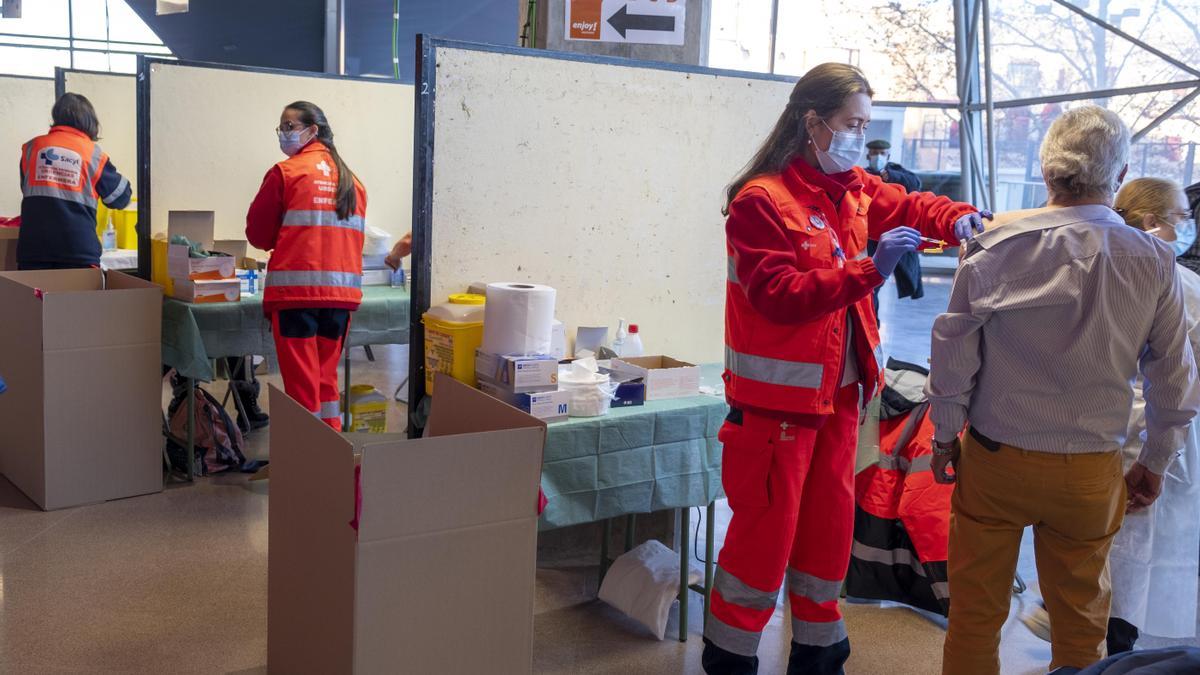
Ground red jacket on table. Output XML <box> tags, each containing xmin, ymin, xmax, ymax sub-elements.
<box><xmin>246</xmin><ymin>141</ymin><xmax>367</xmax><ymax>315</ymax></box>
<box><xmin>724</xmin><ymin>158</ymin><xmax>974</xmax><ymax>418</ymax></box>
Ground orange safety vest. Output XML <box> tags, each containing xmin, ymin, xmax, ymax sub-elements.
<box><xmin>20</xmin><ymin>126</ymin><xmax>112</xmax><ymax>208</ymax></box>
<box><xmin>263</xmin><ymin>143</ymin><xmax>366</xmax><ymax>310</ymax></box>
<box><xmin>724</xmin><ymin>165</ymin><xmax>884</xmax><ymax>416</ymax></box>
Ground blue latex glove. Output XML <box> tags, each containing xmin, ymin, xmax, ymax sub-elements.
<box><xmin>872</xmin><ymin>227</ymin><xmax>922</xmax><ymax>278</ymax></box>
<box><xmin>954</xmin><ymin>210</ymin><xmax>994</xmax><ymax>243</ymax></box>
<box><xmin>0</xmin><ymin>376</ymin><xmax>6</xmax><ymax>395</ymax></box>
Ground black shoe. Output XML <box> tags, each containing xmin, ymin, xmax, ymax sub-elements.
<box><xmin>232</xmin><ymin>380</ymin><xmax>269</xmax><ymax>430</ymax></box>
<box><xmin>787</xmin><ymin>638</ymin><xmax>850</xmax><ymax>675</ymax></box>
<box><xmin>702</xmin><ymin>638</ymin><xmax>759</xmax><ymax>675</ymax></box>
<box><xmin>1107</xmin><ymin>616</ymin><xmax>1139</xmax><ymax>656</ymax></box>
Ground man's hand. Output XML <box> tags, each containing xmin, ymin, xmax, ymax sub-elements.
<box><xmin>932</xmin><ymin>437</ymin><xmax>961</xmax><ymax>484</ymax></box>
<box><xmin>385</xmin><ymin>232</ymin><xmax>413</xmax><ymax>272</ymax></box>
<box><xmin>1125</xmin><ymin>462</ymin><xmax>1164</xmax><ymax>513</ymax></box>
<box><xmin>880</xmin><ymin>169</ymin><xmax>890</xmax><ymax>182</ymax></box>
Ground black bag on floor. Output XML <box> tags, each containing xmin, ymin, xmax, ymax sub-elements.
<box><xmin>164</xmin><ymin>384</ymin><xmax>246</xmax><ymax>476</ymax></box>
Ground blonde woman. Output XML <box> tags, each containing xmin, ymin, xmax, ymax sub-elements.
<box><xmin>1109</xmin><ymin>178</ymin><xmax>1200</xmax><ymax>653</ymax></box>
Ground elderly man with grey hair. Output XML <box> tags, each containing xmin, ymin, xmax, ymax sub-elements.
<box><xmin>926</xmin><ymin>105</ymin><xmax>1200</xmax><ymax>675</ymax></box>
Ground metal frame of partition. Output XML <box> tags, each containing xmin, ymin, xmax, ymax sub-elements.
<box><xmin>52</xmin><ymin>66</ymin><xmax>135</xmax><ymax>99</ymax></box>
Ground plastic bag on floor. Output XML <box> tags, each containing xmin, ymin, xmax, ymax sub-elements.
<box><xmin>598</xmin><ymin>539</ymin><xmax>702</xmax><ymax>640</ymax></box>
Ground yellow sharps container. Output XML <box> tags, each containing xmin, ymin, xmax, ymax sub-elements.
<box><xmin>422</xmin><ymin>293</ymin><xmax>486</xmax><ymax>394</ymax></box>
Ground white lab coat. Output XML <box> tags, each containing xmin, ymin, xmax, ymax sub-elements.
<box><xmin>1109</xmin><ymin>264</ymin><xmax>1200</xmax><ymax>638</ymax></box>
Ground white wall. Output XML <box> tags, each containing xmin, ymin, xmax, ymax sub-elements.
<box><xmin>61</xmin><ymin>71</ymin><xmax>137</xmax><ymax>192</ymax></box>
<box><xmin>429</xmin><ymin>47</ymin><xmax>795</xmax><ymax>364</ymax></box>
<box><xmin>0</xmin><ymin>76</ymin><xmax>56</xmax><ymax>216</ymax></box>
<box><xmin>148</xmin><ymin>62</ymin><xmax>414</xmax><ymax>249</ymax></box>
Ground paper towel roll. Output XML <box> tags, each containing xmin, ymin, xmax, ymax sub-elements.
<box><xmin>482</xmin><ymin>282</ymin><xmax>557</xmax><ymax>355</ymax></box>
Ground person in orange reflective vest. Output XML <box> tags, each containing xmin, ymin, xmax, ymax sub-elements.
<box><xmin>704</xmin><ymin>63</ymin><xmax>990</xmax><ymax>675</ymax></box>
<box><xmin>17</xmin><ymin>93</ymin><xmax>132</xmax><ymax>270</ymax></box>
<box><xmin>246</xmin><ymin>101</ymin><xmax>366</xmax><ymax>431</ymax></box>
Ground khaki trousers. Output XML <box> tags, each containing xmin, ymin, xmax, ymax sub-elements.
<box><xmin>942</xmin><ymin>432</ymin><xmax>1125</xmax><ymax>675</ymax></box>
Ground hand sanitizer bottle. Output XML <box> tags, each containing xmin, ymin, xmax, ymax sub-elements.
<box><xmin>101</xmin><ymin>216</ymin><xmax>117</xmax><ymax>251</ymax></box>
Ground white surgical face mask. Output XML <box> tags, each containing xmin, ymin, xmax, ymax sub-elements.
<box><xmin>814</xmin><ymin>119</ymin><xmax>866</xmax><ymax>174</ymax></box>
<box><xmin>868</xmin><ymin>154</ymin><xmax>888</xmax><ymax>172</ymax></box>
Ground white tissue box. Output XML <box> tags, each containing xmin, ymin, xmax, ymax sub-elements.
<box><xmin>475</xmin><ymin>351</ymin><xmax>559</xmax><ymax>394</ymax></box>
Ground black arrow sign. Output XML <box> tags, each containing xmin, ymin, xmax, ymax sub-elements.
<box><xmin>607</xmin><ymin>4</ymin><xmax>676</xmax><ymax>39</ymax></box>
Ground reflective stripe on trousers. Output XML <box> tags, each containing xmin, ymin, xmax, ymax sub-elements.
<box><xmin>265</xmin><ymin>270</ymin><xmax>362</xmax><ymax>289</ymax></box>
<box><xmin>318</xmin><ymin>400</ymin><xmax>341</xmax><ymax>419</ymax></box>
<box><xmin>725</xmin><ymin>346</ymin><xmax>824</xmax><ymax>389</ymax></box>
<box><xmin>281</xmin><ymin>209</ymin><xmax>365</xmax><ymax>231</ymax></box>
<box><xmin>792</xmin><ymin>617</ymin><xmax>848</xmax><ymax>647</ymax></box>
<box><xmin>787</xmin><ymin>567</ymin><xmax>842</xmax><ymax>605</ymax></box>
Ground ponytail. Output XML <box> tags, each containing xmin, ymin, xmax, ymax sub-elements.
<box><xmin>284</xmin><ymin>101</ymin><xmax>360</xmax><ymax>220</ymax></box>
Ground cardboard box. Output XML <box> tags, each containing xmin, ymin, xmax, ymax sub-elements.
<box><xmin>168</xmin><ymin>248</ymin><xmax>236</xmax><ymax>281</ymax></box>
<box><xmin>0</xmin><ymin>227</ymin><xmax>17</xmax><ymax>271</ymax></box>
<box><xmin>171</xmin><ymin>278</ymin><xmax>240</xmax><ymax>304</ymax></box>
<box><xmin>610</xmin><ymin>356</ymin><xmax>702</xmax><ymax>401</ymax></box>
<box><xmin>0</xmin><ymin>269</ymin><xmax>163</xmax><ymax>510</ymax></box>
<box><xmin>164</xmin><ymin>211</ymin><xmax>235</xmax><ymax>282</ymax></box>
<box><xmin>478</xmin><ymin>380</ymin><xmax>570</xmax><ymax>422</ymax></box>
<box><xmin>475</xmin><ymin>351</ymin><xmax>559</xmax><ymax>394</ymax></box>
<box><xmin>268</xmin><ymin>375</ymin><xmax>546</xmax><ymax>674</ymax></box>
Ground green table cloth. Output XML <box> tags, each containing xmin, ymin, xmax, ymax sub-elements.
<box><xmin>539</xmin><ymin>364</ymin><xmax>728</xmax><ymax>530</ymax></box>
<box><xmin>162</xmin><ymin>286</ymin><xmax>410</xmax><ymax>382</ymax></box>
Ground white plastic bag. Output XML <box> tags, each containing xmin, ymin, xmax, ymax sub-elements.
<box><xmin>598</xmin><ymin>539</ymin><xmax>703</xmax><ymax>640</ymax></box>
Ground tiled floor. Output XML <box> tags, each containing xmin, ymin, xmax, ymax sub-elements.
<box><xmin>1</xmin><ymin>281</ymin><xmax>1196</xmax><ymax>674</ymax></box>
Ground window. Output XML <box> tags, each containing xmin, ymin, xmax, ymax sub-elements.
<box><xmin>0</xmin><ymin>0</ymin><xmax>171</xmax><ymax>76</ymax></box>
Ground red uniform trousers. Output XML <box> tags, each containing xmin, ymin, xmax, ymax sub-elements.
<box><xmin>707</xmin><ymin>382</ymin><xmax>860</xmax><ymax>660</ymax></box>
<box><xmin>271</xmin><ymin>308</ymin><xmax>351</xmax><ymax>431</ymax></box>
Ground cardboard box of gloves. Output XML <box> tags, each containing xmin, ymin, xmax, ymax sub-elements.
<box><xmin>153</xmin><ymin>210</ymin><xmax>241</xmax><ymax>303</ymax></box>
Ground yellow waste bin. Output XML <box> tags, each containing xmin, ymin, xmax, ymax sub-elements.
<box><xmin>422</xmin><ymin>293</ymin><xmax>486</xmax><ymax>394</ymax></box>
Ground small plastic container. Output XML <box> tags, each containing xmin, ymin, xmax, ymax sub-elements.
<box><xmin>422</xmin><ymin>293</ymin><xmax>486</xmax><ymax>394</ymax></box>
<box><xmin>347</xmin><ymin>384</ymin><xmax>388</xmax><ymax>433</ymax></box>
<box><xmin>623</xmin><ymin>324</ymin><xmax>644</xmax><ymax>357</ymax></box>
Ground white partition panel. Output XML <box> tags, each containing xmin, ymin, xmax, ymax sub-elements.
<box><xmin>60</xmin><ymin>70</ymin><xmax>137</xmax><ymax>192</ymax></box>
<box><xmin>0</xmin><ymin>76</ymin><xmax>55</xmax><ymax>216</ymax></box>
<box><xmin>147</xmin><ymin>61</ymin><xmax>414</xmax><ymax>248</ymax></box>
<box><xmin>427</xmin><ymin>45</ymin><xmax>794</xmax><ymax>364</ymax></box>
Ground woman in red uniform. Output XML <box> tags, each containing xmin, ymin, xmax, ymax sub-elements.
<box><xmin>246</xmin><ymin>101</ymin><xmax>367</xmax><ymax>430</ymax></box>
<box><xmin>705</xmin><ymin>63</ymin><xmax>989</xmax><ymax>675</ymax></box>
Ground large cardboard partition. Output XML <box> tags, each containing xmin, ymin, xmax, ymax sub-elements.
<box><xmin>56</xmin><ymin>69</ymin><xmax>137</xmax><ymax>192</ymax></box>
<box><xmin>0</xmin><ymin>269</ymin><xmax>163</xmax><ymax>510</ymax></box>
<box><xmin>409</xmin><ymin>38</ymin><xmax>799</xmax><ymax>419</ymax></box>
<box><xmin>138</xmin><ymin>57</ymin><xmax>415</xmax><ymax>278</ymax></box>
<box><xmin>0</xmin><ymin>75</ymin><xmax>55</xmax><ymax>217</ymax></box>
<box><xmin>268</xmin><ymin>374</ymin><xmax>546</xmax><ymax>674</ymax></box>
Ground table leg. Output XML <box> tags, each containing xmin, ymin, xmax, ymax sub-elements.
<box><xmin>342</xmin><ymin>347</ymin><xmax>351</xmax><ymax>431</ymax></box>
<box><xmin>679</xmin><ymin>506</ymin><xmax>690</xmax><ymax>642</ymax></box>
<box><xmin>186</xmin><ymin>378</ymin><xmax>195</xmax><ymax>482</ymax></box>
<box><xmin>624</xmin><ymin>514</ymin><xmax>636</xmax><ymax>552</ymax></box>
<box><xmin>705</xmin><ymin>501</ymin><xmax>716</xmax><ymax>629</ymax></box>
<box><xmin>599</xmin><ymin>518</ymin><xmax>613</xmax><ymax>588</ymax></box>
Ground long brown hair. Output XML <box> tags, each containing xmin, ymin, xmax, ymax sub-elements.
<box><xmin>723</xmin><ymin>63</ymin><xmax>874</xmax><ymax>214</ymax></box>
<box><xmin>285</xmin><ymin>101</ymin><xmax>359</xmax><ymax>220</ymax></box>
